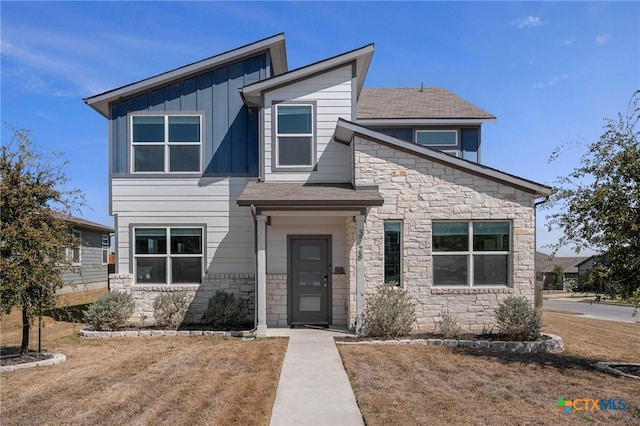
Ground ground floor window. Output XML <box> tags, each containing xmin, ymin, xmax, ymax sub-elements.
<box><xmin>432</xmin><ymin>221</ymin><xmax>510</xmax><ymax>286</ymax></box>
<box><xmin>133</xmin><ymin>227</ymin><xmax>203</xmax><ymax>284</ymax></box>
<box><xmin>384</xmin><ymin>221</ymin><xmax>402</xmax><ymax>286</ymax></box>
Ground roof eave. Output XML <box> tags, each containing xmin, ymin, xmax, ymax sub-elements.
<box><xmin>334</xmin><ymin>118</ymin><xmax>552</xmax><ymax>197</ymax></box>
<box><xmin>356</xmin><ymin>117</ymin><xmax>497</xmax><ymax>125</ymax></box>
<box><xmin>84</xmin><ymin>33</ymin><xmax>287</xmax><ymax>118</ymax></box>
<box><xmin>240</xmin><ymin>44</ymin><xmax>374</xmax><ymax>107</ymax></box>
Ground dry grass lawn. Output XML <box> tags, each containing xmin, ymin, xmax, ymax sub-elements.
<box><xmin>1</xmin><ymin>289</ymin><xmax>288</xmax><ymax>425</ymax></box>
<box><xmin>339</xmin><ymin>312</ymin><xmax>640</xmax><ymax>425</ymax></box>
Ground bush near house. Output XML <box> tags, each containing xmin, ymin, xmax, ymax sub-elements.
<box><xmin>202</xmin><ymin>290</ymin><xmax>247</xmax><ymax>329</ymax></box>
<box><xmin>362</xmin><ymin>282</ymin><xmax>416</xmax><ymax>338</ymax></box>
<box><xmin>152</xmin><ymin>291</ymin><xmax>189</xmax><ymax>329</ymax></box>
<box><xmin>494</xmin><ymin>296</ymin><xmax>543</xmax><ymax>341</ymax></box>
<box><xmin>83</xmin><ymin>291</ymin><xmax>135</xmax><ymax>331</ymax></box>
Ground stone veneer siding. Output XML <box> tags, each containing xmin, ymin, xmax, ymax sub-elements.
<box><xmin>353</xmin><ymin>136</ymin><xmax>538</xmax><ymax>332</ymax></box>
<box><xmin>266</xmin><ymin>273</ymin><xmax>349</xmax><ymax>327</ymax></box>
<box><xmin>109</xmin><ymin>273</ymin><xmax>255</xmax><ymax>325</ymax></box>
<box><xmin>110</xmin><ymin>272</ymin><xmax>349</xmax><ymax>327</ymax></box>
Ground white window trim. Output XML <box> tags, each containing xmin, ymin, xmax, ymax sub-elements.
<box><xmin>101</xmin><ymin>234</ymin><xmax>110</xmax><ymax>265</ymax></box>
<box><xmin>130</xmin><ymin>113</ymin><xmax>203</xmax><ymax>174</ymax></box>
<box><xmin>132</xmin><ymin>226</ymin><xmax>204</xmax><ymax>285</ymax></box>
<box><xmin>273</xmin><ymin>103</ymin><xmax>316</xmax><ymax>170</ymax></box>
<box><xmin>432</xmin><ymin>221</ymin><xmax>512</xmax><ymax>287</ymax></box>
<box><xmin>68</xmin><ymin>229</ymin><xmax>82</xmax><ymax>267</ymax></box>
<box><xmin>415</xmin><ymin>129</ymin><xmax>458</xmax><ymax>147</ymax></box>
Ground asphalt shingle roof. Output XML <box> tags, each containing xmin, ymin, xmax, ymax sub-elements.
<box><xmin>237</xmin><ymin>182</ymin><xmax>384</xmax><ymax>207</ymax></box>
<box><xmin>357</xmin><ymin>88</ymin><xmax>496</xmax><ymax>120</ymax></box>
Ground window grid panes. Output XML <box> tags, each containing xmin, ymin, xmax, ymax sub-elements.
<box><xmin>275</xmin><ymin>104</ymin><xmax>314</xmax><ymax>167</ymax></box>
<box><xmin>131</xmin><ymin>115</ymin><xmax>201</xmax><ymax>173</ymax></box>
<box><xmin>432</xmin><ymin>221</ymin><xmax>510</xmax><ymax>286</ymax></box>
<box><xmin>384</xmin><ymin>221</ymin><xmax>402</xmax><ymax>286</ymax></box>
<box><xmin>134</xmin><ymin>227</ymin><xmax>203</xmax><ymax>284</ymax></box>
<box><xmin>102</xmin><ymin>234</ymin><xmax>110</xmax><ymax>265</ymax></box>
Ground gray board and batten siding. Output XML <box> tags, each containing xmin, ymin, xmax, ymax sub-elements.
<box><xmin>109</xmin><ymin>54</ymin><xmax>269</xmax><ymax>176</ymax></box>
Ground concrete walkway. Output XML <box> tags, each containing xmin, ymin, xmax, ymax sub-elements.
<box><xmin>267</xmin><ymin>328</ymin><xmax>364</xmax><ymax>426</ymax></box>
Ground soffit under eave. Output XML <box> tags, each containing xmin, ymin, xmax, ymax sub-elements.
<box><xmin>84</xmin><ymin>35</ymin><xmax>287</xmax><ymax>118</ymax></box>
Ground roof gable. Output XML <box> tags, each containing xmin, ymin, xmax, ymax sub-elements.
<box><xmin>334</xmin><ymin>118</ymin><xmax>551</xmax><ymax>197</ymax></box>
<box><xmin>239</xmin><ymin>44</ymin><xmax>374</xmax><ymax>107</ymax></box>
<box><xmin>84</xmin><ymin>33</ymin><xmax>287</xmax><ymax>117</ymax></box>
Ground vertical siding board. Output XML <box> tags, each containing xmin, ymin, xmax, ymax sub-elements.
<box><xmin>108</xmin><ymin>53</ymin><xmax>266</xmax><ymax>176</ymax></box>
<box><xmin>197</xmin><ymin>71</ymin><xmax>214</xmax><ymax>170</ymax></box>
<box><xmin>165</xmin><ymin>82</ymin><xmax>181</xmax><ymax>110</ymax></box>
<box><xmin>149</xmin><ymin>88</ymin><xmax>166</xmax><ymax>111</ymax></box>
<box><xmin>229</xmin><ymin>61</ymin><xmax>247</xmax><ymax>174</ymax></box>
<box><xmin>212</xmin><ymin>66</ymin><xmax>230</xmax><ymax>174</ymax></box>
<box><xmin>182</xmin><ymin>77</ymin><xmax>198</xmax><ymax>110</ymax></box>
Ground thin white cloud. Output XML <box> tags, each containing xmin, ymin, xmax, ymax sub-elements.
<box><xmin>561</xmin><ymin>37</ymin><xmax>576</xmax><ymax>46</ymax></box>
<box><xmin>510</xmin><ymin>16</ymin><xmax>544</xmax><ymax>29</ymax></box>
<box><xmin>533</xmin><ymin>73</ymin><xmax>569</xmax><ymax>89</ymax></box>
<box><xmin>595</xmin><ymin>34</ymin><xmax>611</xmax><ymax>45</ymax></box>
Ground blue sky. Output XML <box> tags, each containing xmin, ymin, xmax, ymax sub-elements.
<box><xmin>2</xmin><ymin>1</ymin><xmax>639</xmax><ymax>256</ymax></box>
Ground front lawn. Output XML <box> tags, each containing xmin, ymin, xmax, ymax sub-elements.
<box><xmin>0</xmin><ymin>290</ymin><xmax>287</xmax><ymax>426</ymax></box>
<box><xmin>338</xmin><ymin>311</ymin><xmax>639</xmax><ymax>425</ymax></box>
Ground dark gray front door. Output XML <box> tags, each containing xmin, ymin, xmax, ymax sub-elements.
<box><xmin>289</xmin><ymin>236</ymin><xmax>331</xmax><ymax>324</ymax></box>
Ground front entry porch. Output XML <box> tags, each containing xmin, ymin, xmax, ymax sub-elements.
<box><xmin>237</xmin><ymin>182</ymin><xmax>383</xmax><ymax>336</ymax></box>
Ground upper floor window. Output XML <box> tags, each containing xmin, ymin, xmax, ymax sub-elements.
<box><xmin>275</xmin><ymin>104</ymin><xmax>314</xmax><ymax>168</ymax></box>
<box><xmin>131</xmin><ymin>114</ymin><xmax>202</xmax><ymax>173</ymax></box>
<box><xmin>432</xmin><ymin>221</ymin><xmax>510</xmax><ymax>286</ymax></box>
<box><xmin>416</xmin><ymin>130</ymin><xmax>457</xmax><ymax>147</ymax></box>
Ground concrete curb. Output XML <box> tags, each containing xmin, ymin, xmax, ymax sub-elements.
<box><xmin>336</xmin><ymin>332</ymin><xmax>564</xmax><ymax>354</ymax></box>
<box><xmin>1</xmin><ymin>353</ymin><xmax>66</xmax><ymax>373</ymax></box>
<box><xmin>79</xmin><ymin>329</ymin><xmax>257</xmax><ymax>338</ymax></box>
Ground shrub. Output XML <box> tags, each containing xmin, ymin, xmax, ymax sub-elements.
<box><xmin>435</xmin><ymin>309</ymin><xmax>460</xmax><ymax>339</ymax></box>
<box><xmin>494</xmin><ymin>296</ymin><xmax>543</xmax><ymax>341</ymax></box>
<box><xmin>202</xmin><ymin>290</ymin><xmax>247</xmax><ymax>329</ymax></box>
<box><xmin>153</xmin><ymin>291</ymin><xmax>190</xmax><ymax>329</ymax></box>
<box><xmin>363</xmin><ymin>282</ymin><xmax>416</xmax><ymax>338</ymax></box>
<box><xmin>83</xmin><ymin>291</ymin><xmax>135</xmax><ymax>331</ymax></box>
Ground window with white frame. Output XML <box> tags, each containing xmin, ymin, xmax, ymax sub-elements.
<box><xmin>67</xmin><ymin>229</ymin><xmax>82</xmax><ymax>266</ymax></box>
<box><xmin>275</xmin><ymin>104</ymin><xmax>314</xmax><ymax>167</ymax></box>
<box><xmin>432</xmin><ymin>221</ymin><xmax>510</xmax><ymax>286</ymax></box>
<box><xmin>102</xmin><ymin>234</ymin><xmax>110</xmax><ymax>265</ymax></box>
<box><xmin>133</xmin><ymin>227</ymin><xmax>203</xmax><ymax>284</ymax></box>
<box><xmin>416</xmin><ymin>130</ymin><xmax>458</xmax><ymax>147</ymax></box>
<box><xmin>384</xmin><ymin>221</ymin><xmax>402</xmax><ymax>286</ymax></box>
<box><xmin>131</xmin><ymin>114</ymin><xmax>201</xmax><ymax>173</ymax></box>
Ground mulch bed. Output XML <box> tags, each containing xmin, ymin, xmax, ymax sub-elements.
<box><xmin>335</xmin><ymin>332</ymin><xmax>551</xmax><ymax>342</ymax></box>
<box><xmin>0</xmin><ymin>347</ymin><xmax>53</xmax><ymax>366</ymax></box>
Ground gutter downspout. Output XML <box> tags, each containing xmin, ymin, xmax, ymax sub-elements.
<box><xmin>533</xmin><ymin>196</ymin><xmax>550</xmax><ymax>309</ymax></box>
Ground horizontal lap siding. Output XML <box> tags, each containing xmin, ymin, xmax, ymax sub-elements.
<box><xmin>61</xmin><ymin>229</ymin><xmax>109</xmax><ymax>287</ymax></box>
<box><xmin>263</xmin><ymin>65</ymin><xmax>353</xmax><ymax>182</ymax></box>
<box><xmin>113</xmin><ymin>177</ymin><xmax>254</xmax><ymax>274</ymax></box>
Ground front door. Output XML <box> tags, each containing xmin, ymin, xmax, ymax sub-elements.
<box><xmin>289</xmin><ymin>236</ymin><xmax>331</xmax><ymax>324</ymax></box>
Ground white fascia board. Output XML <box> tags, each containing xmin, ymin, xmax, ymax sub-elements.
<box><xmin>84</xmin><ymin>34</ymin><xmax>287</xmax><ymax>118</ymax></box>
<box><xmin>334</xmin><ymin>119</ymin><xmax>552</xmax><ymax>197</ymax></box>
<box><xmin>356</xmin><ymin>118</ymin><xmax>497</xmax><ymax>125</ymax></box>
<box><xmin>240</xmin><ymin>44</ymin><xmax>374</xmax><ymax>107</ymax></box>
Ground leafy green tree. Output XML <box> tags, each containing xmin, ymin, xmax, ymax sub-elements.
<box><xmin>1</xmin><ymin>128</ymin><xmax>84</xmax><ymax>354</ymax></box>
<box><xmin>545</xmin><ymin>90</ymin><xmax>640</xmax><ymax>306</ymax></box>
<box><xmin>546</xmin><ymin>265</ymin><xmax>564</xmax><ymax>290</ymax></box>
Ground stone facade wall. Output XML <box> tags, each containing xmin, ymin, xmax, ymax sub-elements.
<box><xmin>354</xmin><ymin>136</ymin><xmax>538</xmax><ymax>332</ymax></box>
<box><xmin>266</xmin><ymin>273</ymin><xmax>350</xmax><ymax>327</ymax></box>
<box><xmin>108</xmin><ymin>273</ymin><xmax>255</xmax><ymax>325</ymax></box>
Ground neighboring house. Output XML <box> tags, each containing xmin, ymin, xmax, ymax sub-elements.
<box><xmin>59</xmin><ymin>216</ymin><xmax>114</xmax><ymax>293</ymax></box>
<box><xmin>84</xmin><ymin>33</ymin><xmax>552</xmax><ymax>335</ymax></box>
<box><xmin>535</xmin><ymin>252</ymin><xmax>589</xmax><ymax>290</ymax></box>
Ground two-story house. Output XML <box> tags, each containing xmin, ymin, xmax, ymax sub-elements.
<box><xmin>85</xmin><ymin>33</ymin><xmax>551</xmax><ymax>336</ymax></box>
